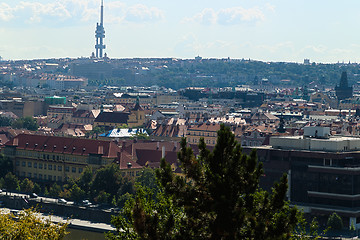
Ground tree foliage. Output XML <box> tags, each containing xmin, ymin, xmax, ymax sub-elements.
<box><xmin>20</xmin><ymin>178</ymin><xmax>34</xmax><ymax>193</ymax></box>
<box><xmin>3</xmin><ymin>172</ymin><xmax>19</xmax><ymax>191</ymax></box>
<box><xmin>0</xmin><ymin>208</ymin><xmax>68</xmax><ymax>239</ymax></box>
<box><xmin>0</xmin><ymin>154</ymin><xmax>13</xmax><ymax>178</ymax></box>
<box><xmin>109</xmin><ymin>124</ymin><xmax>300</xmax><ymax>239</ymax></box>
<box><xmin>12</xmin><ymin>116</ymin><xmax>38</xmax><ymax>131</ymax></box>
<box><xmin>327</xmin><ymin>213</ymin><xmax>343</xmax><ymax>230</ymax></box>
<box><xmin>0</xmin><ymin>116</ymin><xmax>13</xmax><ymax>127</ymax></box>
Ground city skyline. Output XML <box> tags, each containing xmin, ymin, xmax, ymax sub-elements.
<box><xmin>1</xmin><ymin>0</ymin><xmax>360</xmax><ymax>63</ymax></box>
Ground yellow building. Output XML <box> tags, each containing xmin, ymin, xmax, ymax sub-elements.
<box><xmin>187</xmin><ymin>123</ymin><xmax>220</xmax><ymax>146</ymax></box>
<box><xmin>94</xmin><ymin>100</ymin><xmax>145</xmax><ymax>129</ymax></box>
<box><xmin>3</xmin><ymin>134</ymin><xmax>120</xmax><ymax>182</ymax></box>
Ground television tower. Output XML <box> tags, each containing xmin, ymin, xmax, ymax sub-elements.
<box><xmin>95</xmin><ymin>0</ymin><xmax>106</xmax><ymax>58</ymax></box>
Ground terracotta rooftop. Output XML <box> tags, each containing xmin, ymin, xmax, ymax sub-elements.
<box><xmin>5</xmin><ymin>134</ymin><xmax>120</xmax><ymax>158</ymax></box>
<box><xmin>188</xmin><ymin>123</ymin><xmax>221</xmax><ymax>132</ymax></box>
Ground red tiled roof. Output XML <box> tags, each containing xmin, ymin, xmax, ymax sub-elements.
<box><xmin>5</xmin><ymin>134</ymin><xmax>120</xmax><ymax>158</ymax></box>
<box><xmin>188</xmin><ymin>123</ymin><xmax>220</xmax><ymax>132</ymax></box>
<box><xmin>118</xmin><ymin>152</ymin><xmax>142</xmax><ymax>170</ymax></box>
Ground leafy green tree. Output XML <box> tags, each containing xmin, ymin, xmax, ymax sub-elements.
<box><xmin>0</xmin><ymin>208</ymin><xmax>68</xmax><ymax>239</ymax></box>
<box><xmin>327</xmin><ymin>212</ymin><xmax>343</xmax><ymax>230</ymax></box>
<box><xmin>12</xmin><ymin>116</ymin><xmax>38</xmax><ymax>131</ymax></box>
<box><xmin>3</xmin><ymin>172</ymin><xmax>19</xmax><ymax>191</ymax></box>
<box><xmin>89</xmin><ymin>126</ymin><xmax>105</xmax><ymax>138</ymax></box>
<box><xmin>49</xmin><ymin>183</ymin><xmax>62</xmax><ymax>198</ymax></box>
<box><xmin>131</xmin><ymin>132</ymin><xmax>149</xmax><ymax>140</ymax></box>
<box><xmin>292</xmin><ymin>215</ymin><xmax>327</xmax><ymax>240</ymax></box>
<box><xmin>91</xmin><ymin>164</ymin><xmax>123</xmax><ymax>197</ymax></box>
<box><xmin>135</xmin><ymin>168</ymin><xmax>158</xmax><ymax>192</ymax></box>
<box><xmin>20</xmin><ymin>178</ymin><xmax>34</xmax><ymax>193</ymax></box>
<box><xmin>0</xmin><ymin>116</ymin><xmax>13</xmax><ymax>127</ymax></box>
<box><xmin>0</xmin><ymin>154</ymin><xmax>13</xmax><ymax>178</ymax></box>
<box><xmin>43</xmin><ymin>186</ymin><xmax>49</xmax><ymax>196</ymax></box>
<box><xmin>77</xmin><ymin>167</ymin><xmax>93</xmax><ymax>196</ymax></box>
<box><xmin>33</xmin><ymin>183</ymin><xmax>41</xmax><ymax>194</ymax></box>
<box><xmin>69</xmin><ymin>183</ymin><xmax>85</xmax><ymax>202</ymax></box>
<box><xmin>116</xmin><ymin>192</ymin><xmax>133</xmax><ymax>208</ymax></box>
<box><xmin>109</xmin><ymin>124</ymin><xmax>300</xmax><ymax>239</ymax></box>
<box><xmin>107</xmin><ymin>185</ymin><xmax>181</xmax><ymax>240</ymax></box>
<box><xmin>95</xmin><ymin>190</ymin><xmax>111</xmax><ymax>204</ymax></box>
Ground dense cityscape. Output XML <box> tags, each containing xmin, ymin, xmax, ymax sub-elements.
<box><xmin>2</xmin><ymin>0</ymin><xmax>360</xmax><ymax>239</ymax></box>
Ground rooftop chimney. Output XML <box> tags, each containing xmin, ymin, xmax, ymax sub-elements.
<box><xmin>98</xmin><ymin>145</ymin><xmax>104</xmax><ymax>155</ymax></box>
<box><xmin>162</xmin><ymin>146</ymin><xmax>165</xmax><ymax>159</ymax></box>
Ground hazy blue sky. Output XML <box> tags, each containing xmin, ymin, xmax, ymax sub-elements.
<box><xmin>0</xmin><ymin>0</ymin><xmax>359</xmax><ymax>63</ymax></box>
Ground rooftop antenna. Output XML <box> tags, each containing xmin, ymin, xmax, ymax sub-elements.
<box><xmin>95</xmin><ymin>0</ymin><xmax>106</xmax><ymax>58</ymax></box>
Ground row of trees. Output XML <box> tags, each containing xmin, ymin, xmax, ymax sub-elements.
<box><xmin>0</xmin><ymin>116</ymin><xmax>38</xmax><ymax>131</ymax></box>
<box><xmin>0</xmin><ymin>162</ymin><xmax>157</xmax><ymax>208</ymax></box>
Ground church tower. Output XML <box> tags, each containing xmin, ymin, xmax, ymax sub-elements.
<box><xmin>335</xmin><ymin>71</ymin><xmax>353</xmax><ymax>101</ymax></box>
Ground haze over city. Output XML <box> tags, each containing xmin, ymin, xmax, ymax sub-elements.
<box><xmin>1</xmin><ymin>0</ymin><xmax>359</xmax><ymax>63</ymax></box>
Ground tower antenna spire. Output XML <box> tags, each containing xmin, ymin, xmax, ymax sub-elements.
<box><xmin>101</xmin><ymin>0</ymin><xmax>104</xmax><ymax>25</ymax></box>
<box><xmin>95</xmin><ymin>0</ymin><xmax>106</xmax><ymax>58</ymax></box>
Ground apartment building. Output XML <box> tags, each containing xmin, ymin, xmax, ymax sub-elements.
<box><xmin>3</xmin><ymin>134</ymin><xmax>120</xmax><ymax>183</ymax></box>
<box><xmin>187</xmin><ymin>123</ymin><xmax>220</xmax><ymax>146</ymax></box>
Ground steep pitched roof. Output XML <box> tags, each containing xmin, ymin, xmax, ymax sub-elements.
<box><xmin>118</xmin><ymin>153</ymin><xmax>142</xmax><ymax>170</ymax></box>
<box><xmin>95</xmin><ymin>112</ymin><xmax>130</xmax><ymax>124</ymax></box>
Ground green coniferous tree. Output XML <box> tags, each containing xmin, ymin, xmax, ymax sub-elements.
<box><xmin>109</xmin><ymin>124</ymin><xmax>300</xmax><ymax>240</ymax></box>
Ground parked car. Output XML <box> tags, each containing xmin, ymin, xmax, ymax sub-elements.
<box><xmin>29</xmin><ymin>193</ymin><xmax>38</xmax><ymax>198</ymax></box>
<box><xmin>81</xmin><ymin>200</ymin><xmax>91</xmax><ymax>206</ymax></box>
<box><xmin>58</xmin><ymin>198</ymin><xmax>67</xmax><ymax>204</ymax></box>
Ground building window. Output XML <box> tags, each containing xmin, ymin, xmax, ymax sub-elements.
<box><xmin>57</xmin><ymin>156</ymin><xmax>59</xmax><ymax>161</ymax></box>
<box><xmin>57</xmin><ymin>176</ymin><xmax>62</xmax><ymax>182</ymax></box>
<box><xmin>72</xmin><ymin>167</ymin><xmax>76</xmax><ymax>173</ymax></box>
<box><xmin>22</xmin><ymin>161</ymin><xmax>26</xmax><ymax>167</ymax></box>
<box><xmin>28</xmin><ymin>162</ymin><xmax>32</xmax><ymax>168</ymax></box>
<box><xmin>16</xmin><ymin>161</ymin><xmax>20</xmax><ymax>166</ymax></box>
<box><xmin>39</xmin><ymin>174</ymin><xmax>42</xmax><ymax>180</ymax></box>
<box><xmin>27</xmin><ymin>173</ymin><xmax>31</xmax><ymax>178</ymax></box>
<box><xmin>78</xmin><ymin>168</ymin><xmax>83</xmax><ymax>174</ymax></box>
<box><xmin>48</xmin><ymin>164</ymin><xmax>52</xmax><ymax>170</ymax></box>
<box><xmin>34</xmin><ymin>173</ymin><xmax>37</xmax><ymax>179</ymax></box>
<box><xmin>21</xmin><ymin>172</ymin><xmax>25</xmax><ymax>177</ymax></box>
<box><xmin>48</xmin><ymin>175</ymin><xmax>52</xmax><ymax>181</ymax></box>
<box><xmin>39</xmin><ymin>163</ymin><xmax>43</xmax><ymax>169</ymax></box>
<box><xmin>34</xmin><ymin>163</ymin><xmax>37</xmax><ymax>168</ymax></box>
<box><xmin>58</xmin><ymin>166</ymin><xmax>62</xmax><ymax>171</ymax></box>
<box><xmin>44</xmin><ymin>164</ymin><xmax>47</xmax><ymax>170</ymax></box>
<box><xmin>65</xmin><ymin>166</ymin><xmax>69</xmax><ymax>172</ymax></box>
